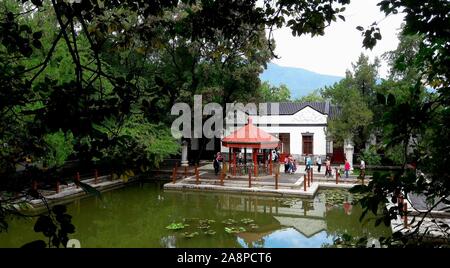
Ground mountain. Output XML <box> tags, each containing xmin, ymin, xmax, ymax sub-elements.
<box><xmin>260</xmin><ymin>63</ymin><xmax>343</xmax><ymax>99</ymax></box>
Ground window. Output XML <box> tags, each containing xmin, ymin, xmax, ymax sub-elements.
<box><xmin>302</xmin><ymin>135</ymin><xmax>313</xmax><ymax>155</ymax></box>
<box><xmin>326</xmin><ymin>140</ymin><xmax>333</xmax><ymax>154</ymax></box>
<box><xmin>278</xmin><ymin>133</ymin><xmax>290</xmax><ymax>153</ymax></box>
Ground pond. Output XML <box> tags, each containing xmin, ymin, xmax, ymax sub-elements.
<box><xmin>0</xmin><ymin>182</ymin><xmax>391</xmax><ymax>248</ymax></box>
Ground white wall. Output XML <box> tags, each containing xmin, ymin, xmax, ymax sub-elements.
<box><xmin>220</xmin><ymin>106</ymin><xmax>329</xmax><ymax>156</ymax></box>
<box><xmin>253</xmin><ymin>106</ymin><xmax>328</xmax><ymax>125</ymax></box>
<box><xmin>259</xmin><ymin>126</ymin><xmax>327</xmax><ymax>155</ymax></box>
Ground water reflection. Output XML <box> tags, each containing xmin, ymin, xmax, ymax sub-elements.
<box><xmin>237</xmin><ymin>228</ymin><xmax>334</xmax><ymax>248</ymax></box>
<box><xmin>0</xmin><ymin>183</ymin><xmax>391</xmax><ymax>248</ymax></box>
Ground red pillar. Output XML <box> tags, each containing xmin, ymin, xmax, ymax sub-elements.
<box><xmin>172</xmin><ymin>167</ymin><xmax>176</xmax><ymax>184</ymax></box>
<box><xmin>248</xmin><ymin>167</ymin><xmax>252</xmax><ymax>188</ymax></box>
<box><xmin>263</xmin><ymin>150</ymin><xmax>267</xmax><ymax>173</ymax></box>
<box><xmin>233</xmin><ymin>150</ymin><xmax>237</xmax><ymax>176</ymax></box>
<box><xmin>335</xmin><ymin>168</ymin><xmax>339</xmax><ymax>184</ymax></box>
<box><xmin>195</xmin><ymin>165</ymin><xmax>199</xmax><ymax>185</ymax></box>
<box><xmin>76</xmin><ymin>172</ymin><xmax>80</xmax><ymax>188</ymax></box>
<box><xmin>275</xmin><ymin>172</ymin><xmax>278</xmax><ymax>190</ymax></box>
<box><xmin>94</xmin><ymin>169</ymin><xmax>98</xmax><ymax>184</ymax></box>
<box><xmin>403</xmin><ymin>202</ymin><xmax>408</xmax><ymax>227</ymax></box>
<box><xmin>253</xmin><ymin>149</ymin><xmax>258</xmax><ymax>177</ymax></box>
<box><xmin>307</xmin><ymin>170</ymin><xmax>311</xmax><ymax>187</ymax></box>
<box><xmin>228</xmin><ymin>147</ymin><xmax>232</xmax><ymax>175</ymax></box>
<box><xmin>304</xmin><ymin>174</ymin><xmax>307</xmax><ymax>191</ymax></box>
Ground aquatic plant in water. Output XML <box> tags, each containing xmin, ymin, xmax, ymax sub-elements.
<box><xmin>222</xmin><ymin>219</ymin><xmax>237</xmax><ymax>225</ymax></box>
<box><xmin>183</xmin><ymin>231</ymin><xmax>199</xmax><ymax>238</ymax></box>
<box><xmin>166</xmin><ymin>222</ymin><xmax>189</xmax><ymax>230</ymax></box>
<box><xmin>224</xmin><ymin>227</ymin><xmax>246</xmax><ymax>234</ymax></box>
<box><xmin>240</xmin><ymin>218</ymin><xmax>254</xmax><ymax>224</ymax></box>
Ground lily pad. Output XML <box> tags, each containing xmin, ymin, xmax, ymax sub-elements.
<box><xmin>240</xmin><ymin>218</ymin><xmax>254</xmax><ymax>224</ymax></box>
<box><xmin>222</xmin><ymin>219</ymin><xmax>237</xmax><ymax>225</ymax></box>
<box><xmin>199</xmin><ymin>219</ymin><xmax>216</xmax><ymax>225</ymax></box>
<box><xmin>224</xmin><ymin>226</ymin><xmax>246</xmax><ymax>234</ymax></box>
<box><xmin>166</xmin><ymin>222</ymin><xmax>189</xmax><ymax>230</ymax></box>
<box><xmin>183</xmin><ymin>231</ymin><xmax>199</xmax><ymax>238</ymax></box>
<box><xmin>204</xmin><ymin>230</ymin><xmax>216</xmax><ymax>235</ymax></box>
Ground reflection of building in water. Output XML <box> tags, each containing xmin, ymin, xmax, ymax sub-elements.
<box><xmin>185</xmin><ymin>192</ymin><xmax>329</xmax><ymax>240</ymax></box>
<box><xmin>160</xmin><ymin>235</ymin><xmax>176</xmax><ymax>248</ymax></box>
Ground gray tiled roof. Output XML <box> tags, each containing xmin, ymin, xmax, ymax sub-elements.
<box><xmin>265</xmin><ymin>102</ymin><xmax>340</xmax><ymax>119</ymax></box>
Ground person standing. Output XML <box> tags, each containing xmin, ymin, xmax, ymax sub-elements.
<box><xmin>344</xmin><ymin>159</ymin><xmax>350</xmax><ymax>178</ymax></box>
<box><xmin>214</xmin><ymin>152</ymin><xmax>223</xmax><ymax>175</ymax></box>
<box><xmin>316</xmin><ymin>156</ymin><xmax>322</xmax><ymax>173</ymax></box>
<box><xmin>238</xmin><ymin>152</ymin><xmax>243</xmax><ymax>165</ymax></box>
<box><xmin>306</xmin><ymin>155</ymin><xmax>312</xmax><ymax>171</ymax></box>
<box><xmin>284</xmin><ymin>156</ymin><xmax>289</xmax><ymax>174</ymax></box>
<box><xmin>288</xmin><ymin>154</ymin><xmax>294</xmax><ymax>174</ymax></box>
<box><xmin>360</xmin><ymin>159</ymin><xmax>366</xmax><ymax>179</ymax></box>
<box><xmin>325</xmin><ymin>157</ymin><xmax>332</xmax><ymax>177</ymax></box>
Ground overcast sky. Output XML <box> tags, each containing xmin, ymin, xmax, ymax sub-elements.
<box><xmin>270</xmin><ymin>0</ymin><xmax>405</xmax><ymax>78</ymax></box>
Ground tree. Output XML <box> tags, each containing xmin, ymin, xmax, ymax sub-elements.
<box><xmin>258</xmin><ymin>82</ymin><xmax>291</xmax><ymax>102</ymax></box>
<box><xmin>321</xmin><ymin>54</ymin><xmax>379</xmax><ymax>150</ymax></box>
<box><xmin>351</xmin><ymin>0</ymin><xmax>450</xmax><ymax>245</ymax></box>
<box><xmin>1</xmin><ymin>0</ymin><xmax>353</xmax><ymax>234</ymax></box>
<box><xmin>294</xmin><ymin>89</ymin><xmax>324</xmax><ymax>103</ymax></box>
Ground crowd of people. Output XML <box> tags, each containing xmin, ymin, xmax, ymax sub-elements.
<box><xmin>213</xmin><ymin>149</ymin><xmax>366</xmax><ymax>178</ymax></box>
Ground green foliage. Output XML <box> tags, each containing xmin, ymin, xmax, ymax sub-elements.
<box><xmin>43</xmin><ymin>130</ymin><xmax>74</xmax><ymax>168</ymax></box>
<box><xmin>322</xmin><ymin>54</ymin><xmax>378</xmax><ymax>149</ymax></box>
<box><xmin>21</xmin><ymin>205</ymin><xmax>75</xmax><ymax>248</ymax></box>
<box><xmin>258</xmin><ymin>81</ymin><xmax>291</xmax><ymax>102</ymax></box>
<box><xmin>166</xmin><ymin>222</ymin><xmax>189</xmax><ymax>230</ymax></box>
<box><xmin>294</xmin><ymin>90</ymin><xmax>324</xmax><ymax>103</ymax></box>
<box><xmin>360</xmin><ymin>146</ymin><xmax>381</xmax><ymax>166</ymax></box>
<box><xmin>224</xmin><ymin>226</ymin><xmax>246</xmax><ymax>234</ymax></box>
<box><xmin>384</xmin><ymin>144</ymin><xmax>406</xmax><ymax>165</ymax></box>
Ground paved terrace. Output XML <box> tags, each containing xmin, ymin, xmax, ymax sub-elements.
<box><xmin>164</xmin><ymin>163</ymin><xmax>364</xmax><ymax>198</ymax></box>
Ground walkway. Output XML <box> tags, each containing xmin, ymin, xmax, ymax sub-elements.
<box><xmin>164</xmin><ymin>162</ymin><xmax>365</xmax><ymax>198</ymax></box>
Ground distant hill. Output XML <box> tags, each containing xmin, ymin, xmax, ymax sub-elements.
<box><xmin>260</xmin><ymin>63</ymin><xmax>343</xmax><ymax>99</ymax></box>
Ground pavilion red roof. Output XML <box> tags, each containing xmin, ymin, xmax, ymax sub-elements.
<box><xmin>221</xmin><ymin>119</ymin><xmax>280</xmax><ymax>149</ymax></box>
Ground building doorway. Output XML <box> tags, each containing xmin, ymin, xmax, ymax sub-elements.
<box><xmin>278</xmin><ymin>133</ymin><xmax>290</xmax><ymax>162</ymax></box>
<box><xmin>302</xmin><ymin>134</ymin><xmax>313</xmax><ymax>155</ymax></box>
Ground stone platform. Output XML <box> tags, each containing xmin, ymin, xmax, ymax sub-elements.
<box><xmin>164</xmin><ymin>163</ymin><xmax>365</xmax><ymax>198</ymax></box>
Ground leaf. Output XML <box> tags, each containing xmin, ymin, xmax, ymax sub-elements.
<box><xmin>31</xmin><ymin>0</ymin><xmax>43</xmax><ymax>7</ymax></box>
<box><xmin>183</xmin><ymin>231</ymin><xmax>199</xmax><ymax>238</ymax></box>
<box><xmin>376</xmin><ymin>93</ymin><xmax>386</xmax><ymax>105</ymax></box>
<box><xmin>356</xmin><ymin>26</ymin><xmax>364</xmax><ymax>31</ymax></box>
<box><xmin>387</xmin><ymin>94</ymin><xmax>396</xmax><ymax>106</ymax></box>
<box><xmin>166</xmin><ymin>222</ymin><xmax>188</xmax><ymax>230</ymax></box>
<box><xmin>32</xmin><ymin>39</ymin><xmax>42</xmax><ymax>49</ymax></box>
<box><xmin>374</xmin><ymin>32</ymin><xmax>382</xmax><ymax>40</ymax></box>
<box><xmin>21</xmin><ymin>240</ymin><xmax>47</xmax><ymax>248</ymax></box>
<box><xmin>20</xmin><ymin>25</ymin><xmax>32</xmax><ymax>33</ymax></box>
<box><xmin>359</xmin><ymin>208</ymin><xmax>369</xmax><ymax>222</ymax></box>
<box><xmin>52</xmin><ymin>205</ymin><xmax>67</xmax><ymax>215</ymax></box>
<box><xmin>204</xmin><ymin>230</ymin><xmax>216</xmax><ymax>235</ymax></box>
<box><xmin>76</xmin><ymin>181</ymin><xmax>101</xmax><ymax>199</ymax></box>
<box><xmin>33</xmin><ymin>31</ymin><xmax>43</xmax><ymax>39</ymax></box>
<box><xmin>338</xmin><ymin>15</ymin><xmax>345</xmax><ymax>21</ymax></box>
<box><xmin>34</xmin><ymin>215</ymin><xmax>56</xmax><ymax>237</ymax></box>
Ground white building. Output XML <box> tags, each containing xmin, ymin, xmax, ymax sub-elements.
<box><xmin>220</xmin><ymin>102</ymin><xmax>346</xmax><ymax>163</ymax></box>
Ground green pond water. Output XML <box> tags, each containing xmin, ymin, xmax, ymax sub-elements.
<box><xmin>0</xmin><ymin>182</ymin><xmax>391</xmax><ymax>248</ymax></box>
